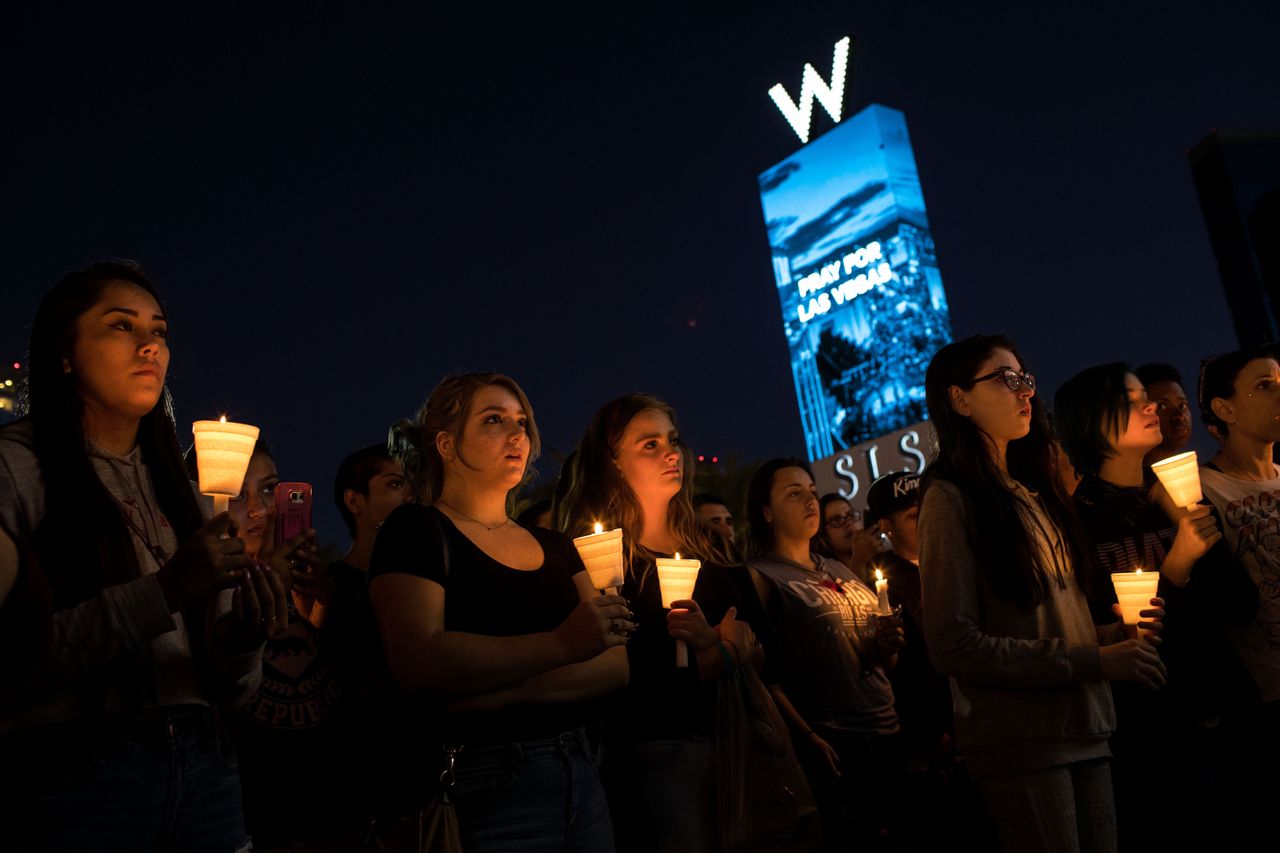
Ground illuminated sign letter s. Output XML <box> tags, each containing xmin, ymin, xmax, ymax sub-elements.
<box><xmin>768</xmin><ymin>37</ymin><xmax>851</xmax><ymax>144</ymax></box>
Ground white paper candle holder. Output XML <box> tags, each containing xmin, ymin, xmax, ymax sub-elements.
<box><xmin>1151</xmin><ymin>450</ymin><xmax>1202</xmax><ymax>509</ymax></box>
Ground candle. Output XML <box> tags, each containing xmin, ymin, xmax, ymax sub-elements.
<box><xmin>1110</xmin><ymin>568</ymin><xmax>1160</xmax><ymax>639</ymax></box>
<box><xmin>874</xmin><ymin>568</ymin><xmax>892</xmax><ymax>615</ymax></box>
<box><xmin>655</xmin><ymin>552</ymin><xmax>701</xmax><ymax>668</ymax></box>
<box><xmin>572</xmin><ymin>522</ymin><xmax>625</xmax><ymax>595</ymax></box>
<box><xmin>192</xmin><ymin>416</ymin><xmax>259</xmax><ymax>515</ymax></box>
<box><xmin>1150</xmin><ymin>450</ymin><xmax>1202</xmax><ymax>510</ymax></box>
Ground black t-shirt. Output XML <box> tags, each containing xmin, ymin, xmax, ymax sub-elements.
<box><xmin>368</xmin><ymin>503</ymin><xmax>589</xmax><ymax>744</ymax></box>
<box><xmin>603</xmin><ymin>556</ymin><xmax>760</xmax><ymax>743</ymax></box>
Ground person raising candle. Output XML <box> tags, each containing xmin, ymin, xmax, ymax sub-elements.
<box><xmin>0</xmin><ymin>260</ymin><xmax>284</xmax><ymax>852</ymax></box>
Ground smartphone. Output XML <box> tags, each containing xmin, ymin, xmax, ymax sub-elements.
<box><xmin>275</xmin><ymin>482</ymin><xmax>313</xmax><ymax>545</ymax></box>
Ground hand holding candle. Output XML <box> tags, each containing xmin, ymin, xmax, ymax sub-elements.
<box><xmin>192</xmin><ymin>416</ymin><xmax>259</xmax><ymax>515</ymax></box>
<box><xmin>656</xmin><ymin>552</ymin><xmax>701</xmax><ymax>667</ymax></box>
<box><xmin>573</xmin><ymin>522</ymin><xmax>625</xmax><ymax>595</ymax></box>
<box><xmin>1110</xmin><ymin>569</ymin><xmax>1161</xmax><ymax>640</ymax></box>
<box><xmin>874</xmin><ymin>568</ymin><xmax>892</xmax><ymax>616</ymax></box>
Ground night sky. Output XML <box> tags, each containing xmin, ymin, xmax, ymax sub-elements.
<box><xmin>3</xmin><ymin>3</ymin><xmax>1277</xmax><ymax>544</ymax></box>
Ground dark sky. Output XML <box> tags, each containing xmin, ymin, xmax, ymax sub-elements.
<box><xmin>3</xmin><ymin>3</ymin><xmax>1276</xmax><ymax>544</ymax></box>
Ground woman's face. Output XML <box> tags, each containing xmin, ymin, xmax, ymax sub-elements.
<box><xmin>1111</xmin><ymin>373</ymin><xmax>1161</xmax><ymax>455</ymax></box>
<box><xmin>951</xmin><ymin>347</ymin><xmax>1035</xmax><ymax>446</ymax></box>
<box><xmin>231</xmin><ymin>451</ymin><xmax>280</xmax><ymax>558</ymax></box>
<box><xmin>765</xmin><ymin>466</ymin><xmax>821</xmax><ymax>544</ymax></box>
<box><xmin>615</xmin><ymin>408</ymin><xmax>683</xmax><ymax>507</ymax></box>
<box><xmin>66</xmin><ymin>281</ymin><xmax>169</xmax><ymax>424</ymax></box>
<box><xmin>1218</xmin><ymin>358</ymin><xmax>1280</xmax><ymax>444</ymax></box>
<box><xmin>820</xmin><ymin>497</ymin><xmax>858</xmax><ymax>555</ymax></box>
<box><xmin>447</xmin><ymin>384</ymin><xmax>530</xmax><ymax>491</ymax></box>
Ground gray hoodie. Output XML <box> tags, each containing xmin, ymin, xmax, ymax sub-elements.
<box><xmin>0</xmin><ymin>421</ymin><xmax>260</xmax><ymax>734</ymax></box>
<box><xmin>918</xmin><ymin>479</ymin><xmax>1116</xmax><ymax>778</ymax></box>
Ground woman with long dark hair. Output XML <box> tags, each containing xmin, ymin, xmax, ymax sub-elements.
<box><xmin>1054</xmin><ymin>361</ymin><xmax>1257</xmax><ymax>849</ymax></box>
<box><xmin>0</xmin><ymin>260</ymin><xmax>285</xmax><ymax>852</ymax></box>
<box><xmin>369</xmin><ymin>373</ymin><xmax>630</xmax><ymax>851</ymax></box>
<box><xmin>918</xmin><ymin>335</ymin><xmax>1165</xmax><ymax>853</ymax></box>
<box><xmin>557</xmin><ymin>393</ymin><xmax>769</xmax><ymax>853</ymax></box>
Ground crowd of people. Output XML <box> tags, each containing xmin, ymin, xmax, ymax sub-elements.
<box><xmin>0</xmin><ymin>260</ymin><xmax>1278</xmax><ymax>853</ymax></box>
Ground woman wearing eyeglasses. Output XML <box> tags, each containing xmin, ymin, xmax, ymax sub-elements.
<box><xmin>918</xmin><ymin>336</ymin><xmax>1166</xmax><ymax>853</ymax></box>
<box><xmin>813</xmin><ymin>494</ymin><xmax>880</xmax><ymax>581</ymax></box>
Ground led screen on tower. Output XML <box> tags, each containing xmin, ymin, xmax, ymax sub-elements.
<box><xmin>759</xmin><ymin>103</ymin><xmax>953</xmax><ymax>462</ymax></box>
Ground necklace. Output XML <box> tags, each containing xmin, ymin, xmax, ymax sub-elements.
<box><xmin>437</xmin><ymin>500</ymin><xmax>511</xmax><ymax>532</ymax></box>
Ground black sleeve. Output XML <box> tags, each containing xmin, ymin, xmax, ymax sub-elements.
<box><xmin>368</xmin><ymin>504</ymin><xmax>448</xmax><ymax>587</ymax></box>
<box><xmin>1190</xmin><ymin>526</ymin><xmax>1260</xmax><ymax>628</ymax></box>
<box><xmin>723</xmin><ymin>564</ymin><xmax>781</xmax><ymax>684</ymax></box>
<box><xmin>547</xmin><ymin>529</ymin><xmax>588</xmax><ymax>581</ymax></box>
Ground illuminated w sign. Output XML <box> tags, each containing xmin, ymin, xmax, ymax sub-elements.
<box><xmin>768</xmin><ymin>37</ymin><xmax>851</xmax><ymax>144</ymax></box>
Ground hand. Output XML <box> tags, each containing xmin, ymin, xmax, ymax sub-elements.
<box><xmin>668</xmin><ymin>599</ymin><xmax>720</xmax><ymax>652</ymax></box>
<box><xmin>711</xmin><ymin>606</ymin><xmax>758</xmax><ymax>663</ymax></box>
<box><xmin>1162</xmin><ymin>506</ymin><xmax>1221</xmax><ymax>585</ymax></box>
<box><xmin>1099</xmin><ymin>638</ymin><xmax>1167</xmax><ymax>689</ymax></box>
<box><xmin>157</xmin><ymin>513</ymin><xmax>249</xmax><ymax>611</ymax></box>
<box><xmin>1113</xmin><ymin>598</ymin><xmax>1165</xmax><ymax>646</ymax></box>
<box><xmin>218</xmin><ymin>560</ymin><xmax>290</xmax><ymax>654</ymax></box>
<box><xmin>807</xmin><ymin>731</ymin><xmax>841</xmax><ymax>778</ymax></box>
<box><xmin>262</xmin><ymin>529</ymin><xmax>325</xmax><ymax>596</ymax></box>
<box><xmin>554</xmin><ymin>594</ymin><xmax>634</xmax><ymax>663</ymax></box>
<box><xmin>871</xmin><ymin>613</ymin><xmax>906</xmax><ymax>656</ymax></box>
<box><xmin>850</xmin><ymin>527</ymin><xmax>880</xmax><ymax>571</ymax></box>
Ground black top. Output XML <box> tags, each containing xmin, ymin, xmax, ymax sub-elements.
<box><xmin>870</xmin><ymin>550</ymin><xmax>954</xmax><ymax>760</ymax></box>
<box><xmin>603</xmin><ymin>556</ymin><xmax>763</xmax><ymax>743</ymax></box>
<box><xmin>1072</xmin><ymin>474</ymin><xmax>1257</xmax><ymax>725</ymax></box>
<box><xmin>368</xmin><ymin>503</ymin><xmax>589</xmax><ymax>744</ymax></box>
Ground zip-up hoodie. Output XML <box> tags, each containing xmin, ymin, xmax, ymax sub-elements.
<box><xmin>918</xmin><ymin>479</ymin><xmax>1116</xmax><ymax>779</ymax></box>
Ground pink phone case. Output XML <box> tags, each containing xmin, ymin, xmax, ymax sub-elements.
<box><xmin>275</xmin><ymin>482</ymin><xmax>313</xmax><ymax>545</ymax></box>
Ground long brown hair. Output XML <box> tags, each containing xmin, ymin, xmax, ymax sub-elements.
<box><xmin>388</xmin><ymin>372</ymin><xmax>541</xmax><ymax>506</ymax></box>
<box><xmin>557</xmin><ymin>394</ymin><xmax>736</xmax><ymax>582</ymax></box>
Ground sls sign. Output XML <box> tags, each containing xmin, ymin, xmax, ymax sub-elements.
<box><xmin>768</xmin><ymin>37</ymin><xmax>851</xmax><ymax>144</ymax></box>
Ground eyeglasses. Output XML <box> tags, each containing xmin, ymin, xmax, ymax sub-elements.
<box><xmin>824</xmin><ymin>511</ymin><xmax>861</xmax><ymax>529</ymax></box>
<box><xmin>971</xmin><ymin>368</ymin><xmax>1036</xmax><ymax>393</ymax></box>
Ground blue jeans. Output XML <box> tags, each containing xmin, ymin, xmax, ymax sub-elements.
<box><xmin>0</xmin><ymin>708</ymin><xmax>249</xmax><ymax>853</ymax></box>
<box><xmin>601</xmin><ymin>735</ymin><xmax>716</xmax><ymax>853</ymax></box>
<box><xmin>450</xmin><ymin>728</ymin><xmax>614</xmax><ymax>852</ymax></box>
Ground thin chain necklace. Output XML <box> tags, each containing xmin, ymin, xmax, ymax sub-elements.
<box><xmin>437</xmin><ymin>500</ymin><xmax>511</xmax><ymax>532</ymax></box>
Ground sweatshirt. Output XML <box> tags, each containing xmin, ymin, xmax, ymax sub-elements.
<box><xmin>918</xmin><ymin>479</ymin><xmax>1115</xmax><ymax>778</ymax></box>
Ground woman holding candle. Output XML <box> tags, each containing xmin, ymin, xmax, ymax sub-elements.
<box><xmin>744</xmin><ymin>457</ymin><xmax>906</xmax><ymax>852</ymax></box>
<box><xmin>1054</xmin><ymin>361</ymin><xmax>1260</xmax><ymax>849</ymax></box>
<box><xmin>919</xmin><ymin>335</ymin><xmax>1169</xmax><ymax>853</ymax></box>
<box><xmin>812</xmin><ymin>493</ymin><xmax>880</xmax><ymax>581</ymax></box>
<box><xmin>0</xmin><ymin>260</ymin><xmax>285</xmax><ymax>852</ymax></box>
<box><xmin>369</xmin><ymin>373</ymin><xmax>631</xmax><ymax>852</ymax></box>
<box><xmin>558</xmin><ymin>393</ymin><xmax>772</xmax><ymax>853</ymax></box>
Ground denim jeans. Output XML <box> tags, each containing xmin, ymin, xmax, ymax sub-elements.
<box><xmin>450</xmin><ymin>728</ymin><xmax>614</xmax><ymax>853</ymax></box>
<box><xmin>0</xmin><ymin>708</ymin><xmax>249</xmax><ymax>853</ymax></box>
<box><xmin>601</xmin><ymin>735</ymin><xmax>716</xmax><ymax>853</ymax></box>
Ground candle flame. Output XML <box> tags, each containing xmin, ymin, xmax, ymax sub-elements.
<box><xmin>594</xmin><ymin>522</ymin><xmax>603</xmax><ymax>535</ymax></box>
<box><xmin>875</xmin><ymin>568</ymin><xmax>884</xmax><ymax>581</ymax></box>
<box><xmin>1135</xmin><ymin>568</ymin><xmax>1143</xmax><ymax>574</ymax></box>
<box><xmin>219</xmin><ymin>414</ymin><xmax>227</xmax><ymax>423</ymax></box>
<box><xmin>674</xmin><ymin>552</ymin><xmax>681</xmax><ymax>560</ymax></box>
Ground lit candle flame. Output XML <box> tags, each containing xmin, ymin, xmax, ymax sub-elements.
<box><xmin>875</xmin><ymin>568</ymin><xmax>884</xmax><ymax>581</ymax></box>
<box><xmin>219</xmin><ymin>414</ymin><xmax>227</xmax><ymax>423</ymax></box>
<box><xmin>675</xmin><ymin>552</ymin><xmax>681</xmax><ymax>560</ymax></box>
<box><xmin>1135</xmin><ymin>568</ymin><xmax>1143</xmax><ymax>574</ymax></box>
<box><xmin>594</xmin><ymin>522</ymin><xmax>603</xmax><ymax>535</ymax></box>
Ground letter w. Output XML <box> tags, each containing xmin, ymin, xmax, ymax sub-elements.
<box><xmin>768</xmin><ymin>37</ymin><xmax>851</xmax><ymax>144</ymax></box>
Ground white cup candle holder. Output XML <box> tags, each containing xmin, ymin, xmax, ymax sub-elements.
<box><xmin>573</xmin><ymin>523</ymin><xmax>625</xmax><ymax>595</ymax></box>
<box><xmin>1151</xmin><ymin>450</ymin><xmax>1202</xmax><ymax>510</ymax></box>
<box><xmin>192</xmin><ymin>417</ymin><xmax>260</xmax><ymax>514</ymax></box>
<box><xmin>655</xmin><ymin>553</ymin><xmax>701</xmax><ymax>668</ymax></box>
<box><xmin>1111</xmin><ymin>569</ymin><xmax>1160</xmax><ymax>639</ymax></box>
